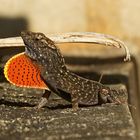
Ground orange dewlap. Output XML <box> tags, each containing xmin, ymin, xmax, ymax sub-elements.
<box><xmin>4</xmin><ymin>52</ymin><xmax>48</xmax><ymax>89</ymax></box>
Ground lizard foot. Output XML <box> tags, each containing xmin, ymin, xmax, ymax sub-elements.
<box><xmin>36</xmin><ymin>97</ymin><xmax>48</xmax><ymax>109</ymax></box>
<box><xmin>35</xmin><ymin>90</ymin><xmax>51</xmax><ymax>109</ymax></box>
<box><xmin>72</xmin><ymin>102</ymin><xmax>79</xmax><ymax>112</ymax></box>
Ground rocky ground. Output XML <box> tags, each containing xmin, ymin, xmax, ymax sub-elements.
<box><xmin>0</xmin><ymin>83</ymin><xmax>136</xmax><ymax>140</ymax></box>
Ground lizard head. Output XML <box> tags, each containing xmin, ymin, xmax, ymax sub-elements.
<box><xmin>21</xmin><ymin>31</ymin><xmax>66</xmax><ymax>71</ymax></box>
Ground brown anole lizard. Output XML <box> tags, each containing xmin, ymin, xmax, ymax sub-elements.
<box><xmin>21</xmin><ymin>31</ymin><xmax>128</xmax><ymax>111</ymax></box>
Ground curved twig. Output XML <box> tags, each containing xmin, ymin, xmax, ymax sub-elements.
<box><xmin>0</xmin><ymin>32</ymin><xmax>130</xmax><ymax>61</ymax></box>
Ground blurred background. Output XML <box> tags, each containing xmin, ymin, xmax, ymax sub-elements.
<box><xmin>0</xmin><ymin>0</ymin><xmax>140</xmax><ymax>139</ymax></box>
<box><xmin>0</xmin><ymin>0</ymin><xmax>139</xmax><ymax>57</ymax></box>
<box><xmin>0</xmin><ymin>0</ymin><xmax>139</xmax><ymax>42</ymax></box>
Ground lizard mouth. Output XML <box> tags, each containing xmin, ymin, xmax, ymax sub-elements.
<box><xmin>25</xmin><ymin>45</ymin><xmax>37</xmax><ymax>60</ymax></box>
<box><xmin>21</xmin><ymin>31</ymin><xmax>39</xmax><ymax>61</ymax></box>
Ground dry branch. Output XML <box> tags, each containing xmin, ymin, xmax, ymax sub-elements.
<box><xmin>0</xmin><ymin>32</ymin><xmax>130</xmax><ymax>61</ymax></box>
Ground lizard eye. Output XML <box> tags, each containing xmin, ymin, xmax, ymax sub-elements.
<box><xmin>35</xmin><ymin>34</ymin><xmax>43</xmax><ymax>40</ymax></box>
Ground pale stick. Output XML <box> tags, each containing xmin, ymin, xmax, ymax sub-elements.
<box><xmin>0</xmin><ymin>32</ymin><xmax>130</xmax><ymax>61</ymax></box>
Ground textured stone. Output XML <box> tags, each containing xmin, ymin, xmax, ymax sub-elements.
<box><xmin>0</xmin><ymin>83</ymin><xmax>136</xmax><ymax>140</ymax></box>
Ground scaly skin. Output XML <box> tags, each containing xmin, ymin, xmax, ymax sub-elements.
<box><xmin>21</xmin><ymin>31</ymin><xmax>127</xmax><ymax>110</ymax></box>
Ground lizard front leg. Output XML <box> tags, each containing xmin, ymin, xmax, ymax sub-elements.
<box><xmin>36</xmin><ymin>89</ymin><xmax>51</xmax><ymax>109</ymax></box>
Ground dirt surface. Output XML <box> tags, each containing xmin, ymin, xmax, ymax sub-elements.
<box><xmin>0</xmin><ymin>83</ymin><xmax>136</xmax><ymax>140</ymax></box>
